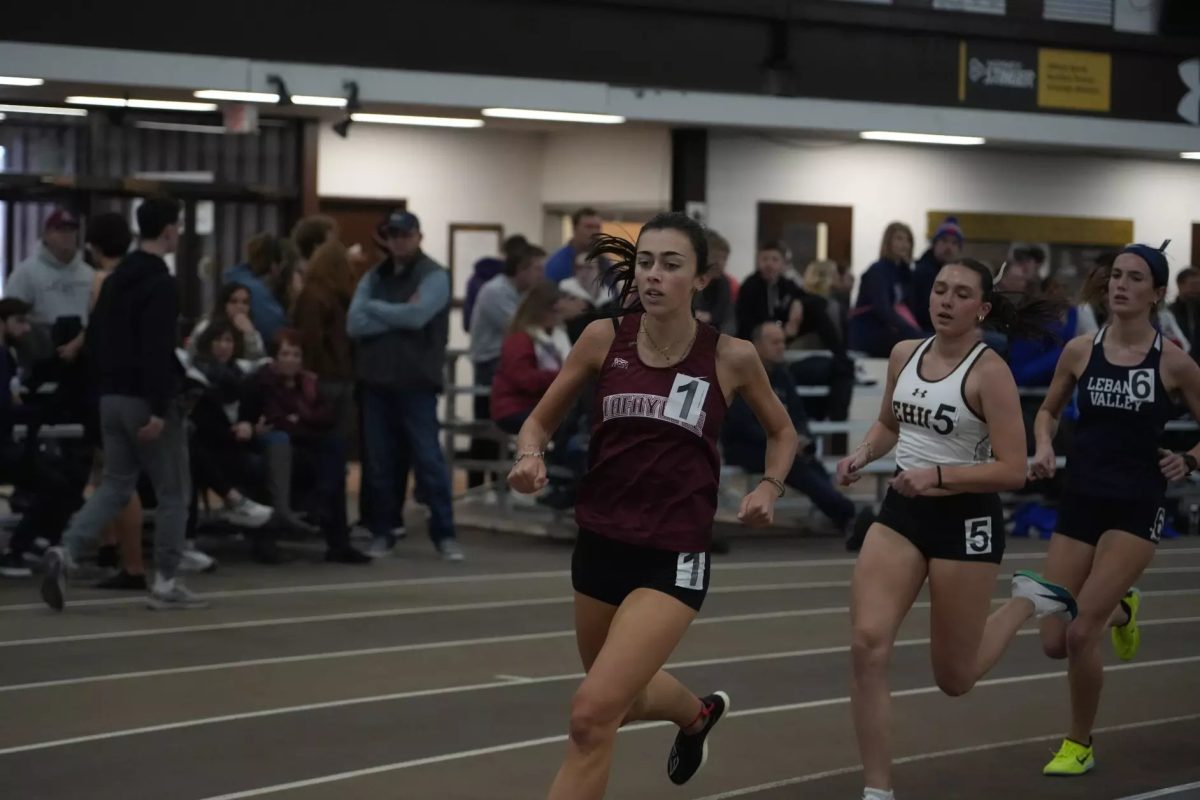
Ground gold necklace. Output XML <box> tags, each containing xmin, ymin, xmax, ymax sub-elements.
<box><xmin>639</xmin><ymin>315</ymin><xmax>697</xmax><ymax>364</ymax></box>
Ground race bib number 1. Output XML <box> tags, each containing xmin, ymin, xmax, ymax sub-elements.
<box><xmin>664</xmin><ymin>373</ymin><xmax>710</xmax><ymax>427</ymax></box>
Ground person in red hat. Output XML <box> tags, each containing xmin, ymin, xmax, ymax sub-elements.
<box><xmin>6</xmin><ymin>207</ymin><xmax>94</xmax><ymax>363</ymax></box>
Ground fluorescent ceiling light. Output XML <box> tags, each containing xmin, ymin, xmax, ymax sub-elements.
<box><xmin>1182</xmin><ymin>152</ymin><xmax>1200</xmax><ymax>160</ymax></box>
<box><xmin>350</xmin><ymin>112</ymin><xmax>483</xmax><ymax>128</ymax></box>
<box><xmin>195</xmin><ymin>89</ymin><xmax>280</xmax><ymax>103</ymax></box>
<box><xmin>0</xmin><ymin>76</ymin><xmax>44</xmax><ymax>87</ymax></box>
<box><xmin>291</xmin><ymin>95</ymin><xmax>348</xmax><ymax>107</ymax></box>
<box><xmin>66</xmin><ymin>96</ymin><xmax>125</xmax><ymax>107</ymax></box>
<box><xmin>67</xmin><ymin>96</ymin><xmax>217</xmax><ymax>112</ymax></box>
<box><xmin>136</xmin><ymin>121</ymin><xmax>228</xmax><ymax>134</ymax></box>
<box><xmin>129</xmin><ymin>99</ymin><xmax>218</xmax><ymax>111</ymax></box>
<box><xmin>0</xmin><ymin>103</ymin><xmax>87</xmax><ymax>117</ymax></box>
<box><xmin>482</xmin><ymin>107</ymin><xmax>625</xmax><ymax>124</ymax></box>
<box><xmin>860</xmin><ymin>131</ymin><xmax>985</xmax><ymax>146</ymax></box>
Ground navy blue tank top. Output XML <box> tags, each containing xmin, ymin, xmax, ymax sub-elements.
<box><xmin>1066</xmin><ymin>326</ymin><xmax>1172</xmax><ymax>499</ymax></box>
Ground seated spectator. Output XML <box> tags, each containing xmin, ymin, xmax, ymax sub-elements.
<box><xmin>490</xmin><ymin>281</ymin><xmax>572</xmax><ymax>434</ymax></box>
<box><xmin>186</xmin><ymin>321</ymin><xmax>278</xmax><ymax>553</ymax></box>
<box><xmin>190</xmin><ymin>283</ymin><xmax>268</xmax><ymax>361</ymax></box>
<box><xmin>259</xmin><ymin>331</ymin><xmax>369</xmax><ymax>564</ymax></box>
<box><xmin>560</xmin><ymin>253</ymin><xmax>616</xmax><ymax>342</ymax></box>
<box><xmin>800</xmin><ymin>259</ymin><xmax>845</xmax><ymax>346</ymax></box>
<box><xmin>736</xmin><ymin>242</ymin><xmax>845</xmax><ymax>355</ymax></box>
<box><xmin>849</xmin><ymin>222</ymin><xmax>922</xmax><ymax>357</ymax></box>
<box><xmin>7</xmin><ymin>208</ymin><xmax>93</xmax><ymax>365</ymax></box>
<box><xmin>693</xmin><ymin>230</ymin><xmax>736</xmax><ymax>335</ymax></box>
<box><xmin>223</xmin><ymin>233</ymin><xmax>290</xmax><ymax>347</ymax></box>
<box><xmin>722</xmin><ymin>323</ymin><xmax>860</xmax><ymax>540</ymax></box>
<box><xmin>0</xmin><ymin>299</ymin><xmax>88</xmax><ymax>576</ymax></box>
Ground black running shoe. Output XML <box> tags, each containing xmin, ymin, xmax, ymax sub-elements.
<box><xmin>667</xmin><ymin>691</ymin><xmax>730</xmax><ymax>785</ymax></box>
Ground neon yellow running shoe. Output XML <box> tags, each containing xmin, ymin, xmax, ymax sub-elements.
<box><xmin>1111</xmin><ymin>587</ymin><xmax>1141</xmax><ymax>662</ymax></box>
<box><xmin>1043</xmin><ymin>738</ymin><xmax>1094</xmax><ymax>776</ymax></box>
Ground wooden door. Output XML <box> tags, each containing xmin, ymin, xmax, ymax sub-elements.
<box><xmin>757</xmin><ymin>203</ymin><xmax>853</xmax><ymax>274</ymax></box>
<box><xmin>318</xmin><ymin>197</ymin><xmax>405</xmax><ymax>269</ymax></box>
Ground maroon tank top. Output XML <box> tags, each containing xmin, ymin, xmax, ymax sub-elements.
<box><xmin>575</xmin><ymin>313</ymin><xmax>727</xmax><ymax>552</ymax></box>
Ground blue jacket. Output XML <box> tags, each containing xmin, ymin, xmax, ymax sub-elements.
<box><xmin>848</xmin><ymin>258</ymin><xmax>922</xmax><ymax>357</ymax></box>
<box><xmin>544</xmin><ymin>243</ymin><xmax>578</xmax><ymax>283</ymax></box>
<box><xmin>1009</xmin><ymin>307</ymin><xmax>1078</xmax><ymax>387</ymax></box>
<box><xmin>223</xmin><ymin>263</ymin><xmax>287</xmax><ymax>348</ymax></box>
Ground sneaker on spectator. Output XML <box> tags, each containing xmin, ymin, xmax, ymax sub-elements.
<box><xmin>40</xmin><ymin>546</ymin><xmax>70</xmax><ymax>611</ymax></box>
<box><xmin>392</xmin><ymin>526</ymin><xmax>408</xmax><ymax>541</ymax></box>
<box><xmin>146</xmin><ymin>575</ymin><xmax>209</xmax><ymax>610</ymax></box>
<box><xmin>179</xmin><ymin>544</ymin><xmax>218</xmax><ymax>574</ymax></box>
<box><xmin>0</xmin><ymin>550</ymin><xmax>32</xmax><ymax>578</ymax></box>
<box><xmin>222</xmin><ymin>496</ymin><xmax>273</xmax><ymax>529</ymax></box>
<box><xmin>437</xmin><ymin>538</ymin><xmax>465</xmax><ymax>562</ymax></box>
<box><xmin>367</xmin><ymin>537</ymin><xmax>395</xmax><ymax>559</ymax></box>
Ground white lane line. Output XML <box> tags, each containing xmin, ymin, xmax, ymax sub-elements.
<box><xmin>3</xmin><ymin>619</ymin><xmax>1198</xmax><ymax>757</ymax></box>
<box><xmin>2</xmin><ymin>546</ymin><xmax>1196</xmax><ymax>612</ymax></box>
<box><xmin>1118</xmin><ymin>781</ymin><xmax>1200</xmax><ymax>800</ymax></box>
<box><xmin>3</xmin><ymin>583</ymin><xmax>1197</xmax><ymax>694</ymax></box>
<box><xmin>6</xmin><ymin>569</ymin><xmax>1199</xmax><ymax>649</ymax></box>
<box><xmin>187</xmin><ymin>658</ymin><xmax>1200</xmax><ymax>800</ymax></box>
<box><xmin>692</xmin><ymin>714</ymin><xmax>1200</xmax><ymax>800</ymax></box>
<box><xmin>494</xmin><ymin>674</ymin><xmax>532</xmax><ymax>684</ymax></box>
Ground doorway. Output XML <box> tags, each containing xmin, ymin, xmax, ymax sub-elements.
<box><xmin>318</xmin><ymin>197</ymin><xmax>406</xmax><ymax>267</ymax></box>
<box><xmin>757</xmin><ymin>202</ymin><xmax>853</xmax><ymax>274</ymax></box>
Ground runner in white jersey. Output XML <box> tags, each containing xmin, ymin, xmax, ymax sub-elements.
<box><xmin>835</xmin><ymin>258</ymin><xmax>1078</xmax><ymax>800</ymax></box>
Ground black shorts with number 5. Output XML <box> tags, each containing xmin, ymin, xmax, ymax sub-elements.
<box><xmin>876</xmin><ymin>487</ymin><xmax>1006</xmax><ymax>564</ymax></box>
<box><xmin>572</xmin><ymin>529</ymin><xmax>710</xmax><ymax>612</ymax></box>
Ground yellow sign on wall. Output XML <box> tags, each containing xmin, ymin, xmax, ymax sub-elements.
<box><xmin>1037</xmin><ymin>48</ymin><xmax>1112</xmax><ymax>113</ymax></box>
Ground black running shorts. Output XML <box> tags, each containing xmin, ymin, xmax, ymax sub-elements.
<box><xmin>1057</xmin><ymin>492</ymin><xmax>1165</xmax><ymax>547</ymax></box>
<box><xmin>875</xmin><ymin>487</ymin><xmax>1006</xmax><ymax>564</ymax></box>
<box><xmin>571</xmin><ymin>529</ymin><xmax>710</xmax><ymax>612</ymax></box>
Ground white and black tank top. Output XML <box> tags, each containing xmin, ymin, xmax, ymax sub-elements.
<box><xmin>892</xmin><ymin>337</ymin><xmax>992</xmax><ymax>470</ymax></box>
<box><xmin>1066</xmin><ymin>326</ymin><xmax>1172</xmax><ymax>499</ymax></box>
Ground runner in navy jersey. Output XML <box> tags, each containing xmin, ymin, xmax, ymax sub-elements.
<box><xmin>835</xmin><ymin>259</ymin><xmax>1076</xmax><ymax>800</ymax></box>
<box><xmin>1029</xmin><ymin>244</ymin><xmax>1200</xmax><ymax>777</ymax></box>
<box><xmin>508</xmin><ymin>212</ymin><xmax>798</xmax><ymax>799</ymax></box>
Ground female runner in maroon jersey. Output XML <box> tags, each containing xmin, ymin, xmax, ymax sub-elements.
<box><xmin>509</xmin><ymin>212</ymin><xmax>797</xmax><ymax>799</ymax></box>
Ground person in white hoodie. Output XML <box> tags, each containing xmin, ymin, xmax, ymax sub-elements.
<box><xmin>6</xmin><ymin>209</ymin><xmax>94</xmax><ymax>363</ymax></box>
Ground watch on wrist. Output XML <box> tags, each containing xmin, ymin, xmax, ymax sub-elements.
<box><xmin>1184</xmin><ymin>453</ymin><xmax>1198</xmax><ymax>474</ymax></box>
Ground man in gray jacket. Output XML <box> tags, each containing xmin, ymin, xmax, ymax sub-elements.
<box><xmin>348</xmin><ymin>210</ymin><xmax>462</xmax><ymax>561</ymax></box>
<box><xmin>6</xmin><ymin>208</ymin><xmax>93</xmax><ymax>362</ymax></box>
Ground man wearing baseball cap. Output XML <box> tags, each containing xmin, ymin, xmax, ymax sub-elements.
<box><xmin>6</xmin><ymin>207</ymin><xmax>94</xmax><ymax>362</ymax></box>
<box><xmin>910</xmin><ymin>215</ymin><xmax>964</xmax><ymax>334</ymax></box>
<box><xmin>348</xmin><ymin>208</ymin><xmax>463</xmax><ymax>562</ymax></box>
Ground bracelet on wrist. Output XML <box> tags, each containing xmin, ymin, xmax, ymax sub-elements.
<box><xmin>514</xmin><ymin>450</ymin><xmax>545</xmax><ymax>465</ymax></box>
<box><xmin>759</xmin><ymin>476</ymin><xmax>785</xmax><ymax>497</ymax></box>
